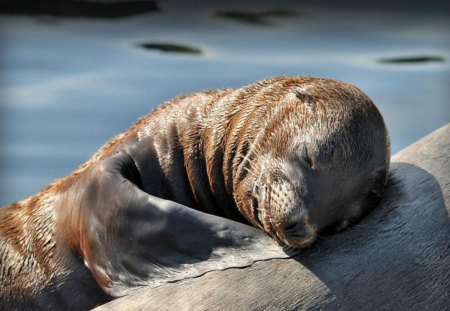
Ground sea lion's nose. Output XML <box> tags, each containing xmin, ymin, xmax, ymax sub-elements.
<box><xmin>282</xmin><ymin>222</ymin><xmax>310</xmax><ymax>239</ymax></box>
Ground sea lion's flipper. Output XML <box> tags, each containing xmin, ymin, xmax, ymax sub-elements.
<box><xmin>78</xmin><ymin>151</ymin><xmax>290</xmax><ymax>297</ymax></box>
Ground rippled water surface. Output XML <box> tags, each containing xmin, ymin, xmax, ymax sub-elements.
<box><xmin>1</xmin><ymin>0</ymin><xmax>449</xmax><ymax>205</ymax></box>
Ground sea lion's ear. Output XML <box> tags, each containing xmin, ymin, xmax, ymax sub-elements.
<box><xmin>77</xmin><ymin>152</ymin><xmax>290</xmax><ymax>297</ymax></box>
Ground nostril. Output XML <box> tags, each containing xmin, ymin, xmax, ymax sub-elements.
<box><xmin>284</xmin><ymin>223</ymin><xmax>298</xmax><ymax>232</ymax></box>
<box><xmin>283</xmin><ymin>222</ymin><xmax>307</xmax><ymax>238</ymax></box>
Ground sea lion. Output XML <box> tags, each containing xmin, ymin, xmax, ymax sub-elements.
<box><xmin>0</xmin><ymin>76</ymin><xmax>390</xmax><ymax>309</ymax></box>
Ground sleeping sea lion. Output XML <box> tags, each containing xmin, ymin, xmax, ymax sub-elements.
<box><xmin>0</xmin><ymin>76</ymin><xmax>390</xmax><ymax>310</ymax></box>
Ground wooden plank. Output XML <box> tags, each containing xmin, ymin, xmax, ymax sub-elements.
<box><xmin>94</xmin><ymin>123</ymin><xmax>450</xmax><ymax>311</ymax></box>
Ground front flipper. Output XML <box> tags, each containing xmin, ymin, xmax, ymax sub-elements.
<box><xmin>69</xmin><ymin>151</ymin><xmax>291</xmax><ymax>297</ymax></box>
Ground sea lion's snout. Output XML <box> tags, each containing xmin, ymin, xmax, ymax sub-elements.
<box><xmin>263</xmin><ymin>162</ymin><xmax>319</xmax><ymax>248</ymax></box>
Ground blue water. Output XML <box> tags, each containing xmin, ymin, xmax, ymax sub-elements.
<box><xmin>1</xmin><ymin>1</ymin><xmax>449</xmax><ymax>205</ymax></box>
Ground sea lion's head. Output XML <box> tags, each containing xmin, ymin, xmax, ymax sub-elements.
<box><xmin>234</xmin><ymin>78</ymin><xmax>390</xmax><ymax>249</ymax></box>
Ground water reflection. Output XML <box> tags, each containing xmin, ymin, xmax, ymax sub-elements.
<box><xmin>378</xmin><ymin>55</ymin><xmax>445</xmax><ymax>64</ymax></box>
<box><xmin>0</xmin><ymin>0</ymin><xmax>159</xmax><ymax>18</ymax></box>
<box><xmin>215</xmin><ymin>9</ymin><xmax>298</xmax><ymax>26</ymax></box>
<box><xmin>0</xmin><ymin>0</ymin><xmax>449</xmax><ymax>205</ymax></box>
<box><xmin>138</xmin><ymin>43</ymin><xmax>203</xmax><ymax>55</ymax></box>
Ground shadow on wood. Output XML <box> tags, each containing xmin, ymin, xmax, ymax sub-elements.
<box><xmin>94</xmin><ymin>123</ymin><xmax>450</xmax><ymax>311</ymax></box>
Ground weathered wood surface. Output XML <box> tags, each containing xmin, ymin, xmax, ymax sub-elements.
<box><xmin>94</xmin><ymin>123</ymin><xmax>450</xmax><ymax>311</ymax></box>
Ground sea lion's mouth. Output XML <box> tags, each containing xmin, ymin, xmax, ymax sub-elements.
<box><xmin>251</xmin><ymin>196</ymin><xmax>263</xmax><ymax>228</ymax></box>
<box><xmin>281</xmin><ymin>232</ymin><xmax>317</xmax><ymax>249</ymax></box>
<box><xmin>277</xmin><ymin>220</ymin><xmax>318</xmax><ymax>249</ymax></box>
